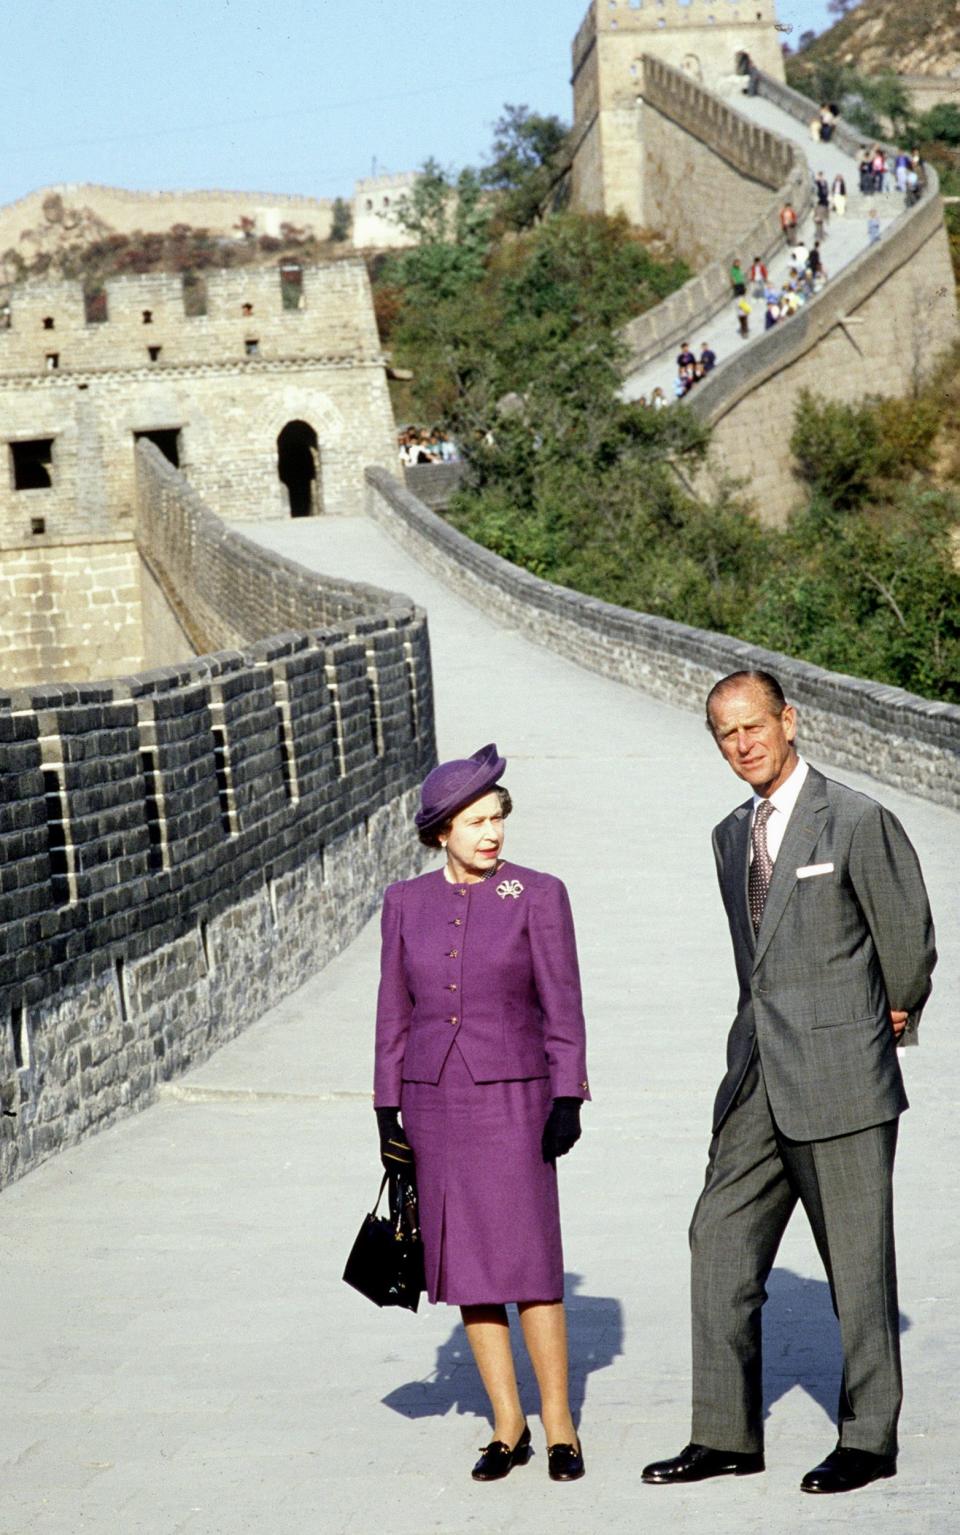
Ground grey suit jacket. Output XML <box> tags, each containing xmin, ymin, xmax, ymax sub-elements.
<box><xmin>712</xmin><ymin>765</ymin><xmax>937</xmax><ymax>1141</ymax></box>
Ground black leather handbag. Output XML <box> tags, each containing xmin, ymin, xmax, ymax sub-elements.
<box><xmin>343</xmin><ymin>1169</ymin><xmax>425</xmax><ymax>1313</ymax></box>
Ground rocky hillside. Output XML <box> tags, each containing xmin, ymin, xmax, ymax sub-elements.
<box><xmin>797</xmin><ymin>0</ymin><xmax>960</xmax><ymax>78</ymax></box>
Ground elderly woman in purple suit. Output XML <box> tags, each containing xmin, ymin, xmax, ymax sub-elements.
<box><xmin>374</xmin><ymin>743</ymin><xmax>589</xmax><ymax>1484</ymax></box>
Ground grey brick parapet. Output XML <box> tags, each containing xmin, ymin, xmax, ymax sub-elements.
<box><xmin>0</xmin><ymin>447</ymin><xmax>437</xmax><ymax>1188</ymax></box>
<box><xmin>366</xmin><ymin>467</ymin><xmax>959</xmax><ymax>810</ymax></box>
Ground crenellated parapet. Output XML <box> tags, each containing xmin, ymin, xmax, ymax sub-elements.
<box><xmin>0</xmin><ymin>443</ymin><xmax>436</xmax><ymax>1188</ymax></box>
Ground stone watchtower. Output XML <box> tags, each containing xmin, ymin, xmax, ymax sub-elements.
<box><xmin>570</xmin><ymin>0</ymin><xmax>786</xmax><ymax>223</ymax></box>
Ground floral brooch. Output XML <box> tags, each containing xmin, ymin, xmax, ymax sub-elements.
<box><xmin>496</xmin><ymin>879</ymin><xmax>524</xmax><ymax>900</ymax></box>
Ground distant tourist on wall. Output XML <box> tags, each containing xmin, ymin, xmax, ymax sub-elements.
<box><xmin>765</xmin><ymin>299</ymin><xmax>780</xmax><ymax>331</ymax></box>
<box><xmin>700</xmin><ymin>341</ymin><xmax>717</xmax><ymax>373</ymax></box>
<box><xmin>868</xmin><ymin>209</ymin><xmax>882</xmax><ymax>245</ymax></box>
<box><xmin>748</xmin><ymin>256</ymin><xmax>768</xmax><ymax>298</ymax></box>
<box><xmin>872</xmin><ymin>149</ymin><xmax>887</xmax><ymax>193</ymax></box>
<box><xmin>814</xmin><ymin>171</ymin><xmax>830</xmax><ymax>213</ymax></box>
<box><xmin>736</xmin><ymin>295</ymin><xmax>752</xmax><ymax>339</ymax></box>
<box><xmin>730</xmin><ymin>259</ymin><xmax>747</xmax><ymax>298</ymax></box>
<box><xmin>819</xmin><ymin>102</ymin><xmax>836</xmax><ymax>142</ymax></box>
<box><xmin>676</xmin><ymin>341</ymin><xmax>697</xmax><ymax>370</ymax></box>
<box><xmin>905</xmin><ymin>165</ymin><xmax>921</xmax><ymax>207</ymax></box>
<box><xmin>831</xmin><ymin>173</ymin><xmax>847</xmax><ymax>217</ymax></box>
<box><xmin>812</xmin><ymin>199</ymin><xmax>829</xmax><ymax>242</ymax></box>
<box><xmin>651</xmin><ymin>386</ymin><xmax>667</xmax><ymax>410</ymax></box>
<box><xmin>789</xmin><ymin>239</ymin><xmax>809</xmax><ymax>273</ymax></box>
<box><xmin>859</xmin><ymin>148</ymin><xmax>873</xmax><ymax>195</ymax></box>
<box><xmin>779</xmin><ymin>202</ymin><xmax>798</xmax><ymax>247</ymax></box>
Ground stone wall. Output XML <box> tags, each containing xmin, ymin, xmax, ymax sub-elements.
<box><xmin>0</xmin><ymin>447</ymin><xmax>436</xmax><ymax>1188</ymax></box>
<box><xmin>635</xmin><ymin>56</ymin><xmax>810</xmax><ymax>276</ymax></box>
<box><xmin>0</xmin><ymin>184</ymin><xmax>335</xmax><ymax>267</ymax></box>
<box><xmin>366</xmin><ymin>467</ymin><xmax>960</xmax><ymax>812</ymax></box>
<box><xmin>686</xmin><ymin>119</ymin><xmax>959</xmax><ymax>521</ymax></box>
<box><xmin>572</xmin><ymin>55</ymin><xmax>811</xmax><ymax>370</ymax></box>
<box><xmin>0</xmin><ymin>542</ymin><xmax>143</xmax><ymax>688</ymax></box>
<box><xmin>569</xmin><ymin>0</ymin><xmax>786</xmax><ymax>221</ymax></box>
<box><xmin>0</xmin><ymin>261</ymin><xmax>398</xmax><ymax>548</ymax></box>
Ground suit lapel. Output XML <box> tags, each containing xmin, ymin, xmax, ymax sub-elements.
<box><xmin>752</xmin><ymin>768</ymin><xmax>830</xmax><ymax>970</ymax></box>
<box><xmin>720</xmin><ymin>801</ymin><xmax>755</xmax><ymax>958</ymax></box>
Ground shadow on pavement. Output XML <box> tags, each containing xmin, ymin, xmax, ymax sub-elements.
<box><xmin>382</xmin><ymin>1272</ymin><xmax>623</xmax><ymax>1425</ymax></box>
<box><xmin>763</xmin><ymin>1267</ymin><xmax>911</xmax><ymax>1425</ymax></box>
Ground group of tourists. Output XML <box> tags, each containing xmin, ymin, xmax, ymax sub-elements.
<box><xmin>858</xmin><ymin>145</ymin><xmax>926</xmax><ymax>207</ymax></box>
<box><xmin>398</xmin><ymin>427</ymin><xmax>459</xmax><ymax>467</ymax></box>
<box><xmin>656</xmin><ymin>339</ymin><xmax>717</xmax><ymax>403</ymax></box>
<box><xmin>808</xmin><ymin>101</ymin><xmax>838</xmax><ymax>142</ymax></box>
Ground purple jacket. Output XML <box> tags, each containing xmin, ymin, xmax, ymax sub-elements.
<box><xmin>374</xmin><ymin>861</ymin><xmax>590</xmax><ymax>1106</ymax></box>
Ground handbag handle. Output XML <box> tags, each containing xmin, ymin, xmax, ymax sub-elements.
<box><xmin>371</xmin><ymin>1172</ymin><xmax>390</xmax><ymax>1216</ymax></box>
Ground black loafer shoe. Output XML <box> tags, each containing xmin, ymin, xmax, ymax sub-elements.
<box><xmin>801</xmin><ymin>1446</ymin><xmax>897</xmax><ymax>1494</ymax></box>
<box><xmin>547</xmin><ymin>1440</ymin><xmax>585</xmax><ymax>1482</ymax></box>
<box><xmin>471</xmin><ymin>1423</ymin><xmax>532</xmax><ymax>1482</ymax></box>
<box><xmin>642</xmin><ymin>1442</ymin><xmax>765</xmax><ymax>1484</ymax></box>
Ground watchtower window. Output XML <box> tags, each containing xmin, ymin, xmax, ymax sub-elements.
<box><xmin>182</xmin><ymin>272</ymin><xmax>207</xmax><ymax>316</ymax></box>
<box><xmin>10</xmin><ymin>438</ymin><xmax>54</xmax><ymax>490</ymax></box>
<box><xmin>245</xmin><ymin>337</ymin><xmax>260</xmax><ymax>357</ymax></box>
<box><xmin>142</xmin><ymin>309</ymin><xmax>153</xmax><ymax>324</ymax></box>
<box><xmin>83</xmin><ymin>285</ymin><xmax>108</xmax><ymax>324</ymax></box>
<box><xmin>147</xmin><ymin>345</ymin><xmax>162</xmax><ymax>362</ymax></box>
<box><xmin>279</xmin><ymin>261</ymin><xmax>304</xmax><ymax>311</ymax></box>
<box><xmin>134</xmin><ymin>428</ymin><xmax>181</xmax><ymax>468</ymax></box>
<box><xmin>42</xmin><ymin>316</ymin><xmax>55</xmax><ymax>330</ymax></box>
<box><xmin>31</xmin><ymin>516</ymin><xmax>46</xmax><ymax>535</ymax></box>
<box><xmin>45</xmin><ymin>353</ymin><xmax>59</xmax><ymax>371</ymax></box>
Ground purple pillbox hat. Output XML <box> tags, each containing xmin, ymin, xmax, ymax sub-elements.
<box><xmin>415</xmin><ymin>743</ymin><xmax>507</xmax><ymax>833</ymax></box>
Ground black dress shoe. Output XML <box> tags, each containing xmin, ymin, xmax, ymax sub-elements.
<box><xmin>547</xmin><ymin>1440</ymin><xmax>585</xmax><ymax>1482</ymax></box>
<box><xmin>471</xmin><ymin>1423</ymin><xmax>532</xmax><ymax>1481</ymax></box>
<box><xmin>801</xmin><ymin>1446</ymin><xmax>897</xmax><ymax>1494</ymax></box>
<box><xmin>642</xmin><ymin>1442</ymin><xmax>765</xmax><ymax>1484</ymax></box>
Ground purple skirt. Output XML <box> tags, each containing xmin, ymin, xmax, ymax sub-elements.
<box><xmin>401</xmin><ymin>1043</ymin><xmax>564</xmax><ymax>1306</ymax></box>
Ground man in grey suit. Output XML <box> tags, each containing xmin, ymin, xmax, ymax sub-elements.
<box><xmin>643</xmin><ymin>669</ymin><xmax>936</xmax><ymax>1495</ymax></box>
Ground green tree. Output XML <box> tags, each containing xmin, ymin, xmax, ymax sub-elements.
<box><xmin>481</xmin><ymin>104</ymin><xmax>571</xmax><ymax>231</ymax></box>
<box><xmin>913</xmin><ymin>102</ymin><xmax>960</xmax><ymax>146</ymax></box>
<box><xmin>330</xmin><ymin>197</ymin><xmax>352</xmax><ymax>243</ymax></box>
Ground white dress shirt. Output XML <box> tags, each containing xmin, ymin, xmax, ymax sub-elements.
<box><xmin>751</xmin><ymin>756</ymin><xmax>809</xmax><ymax>864</ymax></box>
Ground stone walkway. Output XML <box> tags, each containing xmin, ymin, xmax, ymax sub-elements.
<box><xmin>623</xmin><ymin>88</ymin><xmax>906</xmax><ymax>405</ymax></box>
<box><xmin>1</xmin><ymin>513</ymin><xmax>957</xmax><ymax>1535</ymax></box>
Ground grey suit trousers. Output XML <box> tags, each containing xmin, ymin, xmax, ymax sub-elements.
<box><xmin>689</xmin><ymin>1051</ymin><xmax>900</xmax><ymax>1456</ymax></box>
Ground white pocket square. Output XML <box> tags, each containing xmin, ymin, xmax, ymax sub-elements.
<box><xmin>796</xmin><ymin>862</ymin><xmax>834</xmax><ymax>879</ymax></box>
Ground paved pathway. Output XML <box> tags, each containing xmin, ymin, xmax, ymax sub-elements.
<box><xmin>1</xmin><ymin>514</ymin><xmax>957</xmax><ymax>1535</ymax></box>
<box><xmin>623</xmin><ymin>88</ymin><xmax>906</xmax><ymax>404</ymax></box>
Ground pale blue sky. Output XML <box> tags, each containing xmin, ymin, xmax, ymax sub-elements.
<box><xmin>3</xmin><ymin>0</ymin><xmax>834</xmax><ymax>206</ymax></box>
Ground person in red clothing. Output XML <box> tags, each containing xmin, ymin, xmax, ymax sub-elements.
<box><xmin>779</xmin><ymin>202</ymin><xmax>798</xmax><ymax>247</ymax></box>
<box><xmin>748</xmin><ymin>256</ymin><xmax>768</xmax><ymax>298</ymax></box>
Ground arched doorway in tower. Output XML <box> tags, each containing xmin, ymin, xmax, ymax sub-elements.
<box><xmin>277</xmin><ymin>420</ymin><xmax>322</xmax><ymax>516</ymax></box>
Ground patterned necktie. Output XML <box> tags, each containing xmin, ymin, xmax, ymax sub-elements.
<box><xmin>748</xmin><ymin>800</ymin><xmax>775</xmax><ymax>934</ymax></box>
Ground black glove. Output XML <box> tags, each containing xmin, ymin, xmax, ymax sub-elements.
<box><xmin>541</xmin><ymin>1098</ymin><xmax>582</xmax><ymax>1163</ymax></box>
<box><xmin>375</xmin><ymin>1106</ymin><xmax>414</xmax><ymax>1170</ymax></box>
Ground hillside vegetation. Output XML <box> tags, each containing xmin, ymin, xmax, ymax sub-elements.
<box><xmin>791</xmin><ymin>0</ymin><xmax>960</xmax><ymax>79</ymax></box>
<box><xmin>381</xmin><ymin>108</ymin><xmax>960</xmax><ymax>705</ymax></box>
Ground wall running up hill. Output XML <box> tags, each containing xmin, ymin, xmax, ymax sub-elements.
<box><xmin>687</xmin><ymin>70</ymin><xmax>960</xmax><ymax>520</ymax></box>
<box><xmin>0</xmin><ymin>444</ymin><xmax>436</xmax><ymax>1189</ymax></box>
<box><xmin>366</xmin><ymin>467</ymin><xmax>959</xmax><ymax>810</ymax></box>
